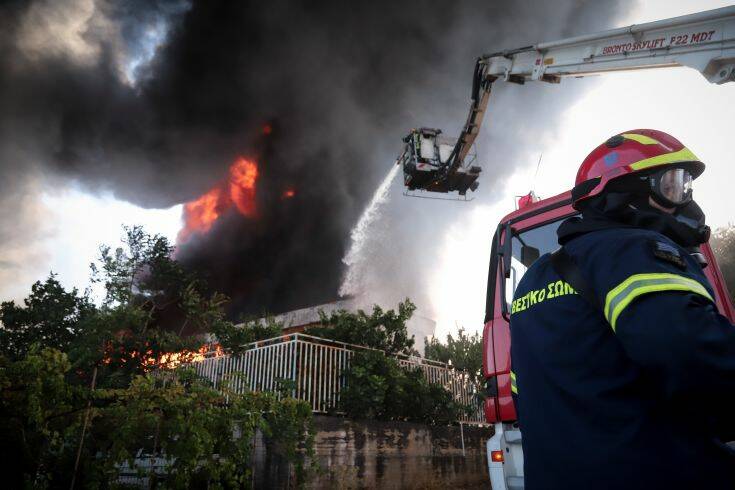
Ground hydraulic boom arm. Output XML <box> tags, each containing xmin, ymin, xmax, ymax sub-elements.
<box><xmin>406</xmin><ymin>6</ymin><xmax>735</xmax><ymax>195</ymax></box>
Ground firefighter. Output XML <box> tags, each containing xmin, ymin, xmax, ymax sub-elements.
<box><xmin>509</xmin><ymin>129</ymin><xmax>735</xmax><ymax>490</ymax></box>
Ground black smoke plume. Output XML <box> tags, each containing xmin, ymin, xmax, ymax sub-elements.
<box><xmin>0</xmin><ymin>0</ymin><xmax>634</xmax><ymax>315</ymax></box>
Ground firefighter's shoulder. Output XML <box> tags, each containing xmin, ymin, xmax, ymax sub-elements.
<box><xmin>567</xmin><ymin>227</ymin><xmax>700</xmax><ymax>275</ymax></box>
<box><xmin>566</xmin><ymin>227</ymin><xmax>714</xmax><ymax>330</ymax></box>
<box><xmin>515</xmin><ymin>252</ymin><xmax>553</xmax><ymax>295</ymax></box>
<box><xmin>510</xmin><ymin>254</ymin><xmax>575</xmax><ymax>316</ymax></box>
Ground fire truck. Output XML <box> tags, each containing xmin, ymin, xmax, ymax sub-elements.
<box><xmin>397</xmin><ymin>6</ymin><xmax>735</xmax><ymax>489</ymax></box>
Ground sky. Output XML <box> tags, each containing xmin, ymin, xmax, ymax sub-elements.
<box><xmin>4</xmin><ymin>0</ymin><xmax>734</xmax><ymax>340</ymax></box>
<box><xmin>40</xmin><ymin>187</ymin><xmax>183</xmax><ymax>302</ymax></box>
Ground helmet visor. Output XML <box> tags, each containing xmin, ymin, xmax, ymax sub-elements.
<box><xmin>654</xmin><ymin>167</ymin><xmax>693</xmax><ymax>206</ymax></box>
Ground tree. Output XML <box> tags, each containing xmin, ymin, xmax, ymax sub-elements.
<box><xmin>91</xmin><ymin>225</ymin><xmax>188</xmax><ymax>308</ymax></box>
<box><xmin>306</xmin><ymin>299</ymin><xmax>417</xmax><ymax>355</ymax></box>
<box><xmin>83</xmin><ymin>226</ymin><xmax>217</xmax><ymax>388</ymax></box>
<box><xmin>424</xmin><ymin>328</ymin><xmax>485</xmax><ymax>415</ymax></box>
<box><xmin>0</xmin><ymin>347</ymin><xmax>78</xmax><ymax>487</ymax></box>
<box><xmin>711</xmin><ymin>225</ymin><xmax>735</xmax><ymax>302</ymax></box>
<box><xmin>0</xmin><ymin>274</ymin><xmax>95</xmax><ymax>360</ymax></box>
<box><xmin>424</xmin><ymin>327</ymin><xmax>483</xmax><ymax>385</ymax></box>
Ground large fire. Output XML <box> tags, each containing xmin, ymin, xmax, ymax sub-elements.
<box><xmin>178</xmin><ymin>157</ymin><xmax>259</xmax><ymax>242</ymax></box>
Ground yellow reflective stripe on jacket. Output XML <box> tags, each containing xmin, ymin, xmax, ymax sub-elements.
<box><xmin>510</xmin><ymin>371</ymin><xmax>518</xmax><ymax>394</ymax></box>
<box><xmin>604</xmin><ymin>273</ymin><xmax>713</xmax><ymax>331</ymax></box>
<box><xmin>629</xmin><ymin>147</ymin><xmax>700</xmax><ymax>171</ymax></box>
<box><xmin>622</xmin><ymin>133</ymin><xmax>660</xmax><ymax>145</ymax></box>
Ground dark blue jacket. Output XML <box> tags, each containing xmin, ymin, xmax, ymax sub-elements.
<box><xmin>510</xmin><ymin>226</ymin><xmax>735</xmax><ymax>490</ymax></box>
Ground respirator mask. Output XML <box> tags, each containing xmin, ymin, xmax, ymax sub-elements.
<box><xmin>580</xmin><ymin>166</ymin><xmax>710</xmax><ymax>250</ymax></box>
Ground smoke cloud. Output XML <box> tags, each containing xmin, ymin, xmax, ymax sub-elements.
<box><xmin>0</xmin><ymin>0</ymin><xmax>634</xmax><ymax>316</ymax></box>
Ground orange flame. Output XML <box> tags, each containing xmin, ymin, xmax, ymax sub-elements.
<box><xmin>179</xmin><ymin>187</ymin><xmax>224</xmax><ymax>241</ymax></box>
<box><xmin>230</xmin><ymin>157</ymin><xmax>258</xmax><ymax>216</ymax></box>
<box><xmin>154</xmin><ymin>343</ymin><xmax>225</xmax><ymax>370</ymax></box>
<box><xmin>101</xmin><ymin>342</ymin><xmax>225</xmax><ymax>371</ymax></box>
<box><xmin>178</xmin><ymin>157</ymin><xmax>258</xmax><ymax>243</ymax></box>
<box><xmin>283</xmin><ymin>188</ymin><xmax>295</xmax><ymax>199</ymax></box>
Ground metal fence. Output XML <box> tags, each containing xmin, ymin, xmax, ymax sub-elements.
<box><xmin>189</xmin><ymin>333</ymin><xmax>486</xmax><ymax>424</ymax></box>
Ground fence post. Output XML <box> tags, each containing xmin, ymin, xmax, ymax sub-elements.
<box><xmin>291</xmin><ymin>338</ymin><xmax>297</xmax><ymax>398</ymax></box>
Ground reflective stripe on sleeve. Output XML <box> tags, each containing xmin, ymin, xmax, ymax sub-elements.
<box><xmin>604</xmin><ymin>273</ymin><xmax>713</xmax><ymax>331</ymax></box>
<box><xmin>510</xmin><ymin>371</ymin><xmax>518</xmax><ymax>394</ymax></box>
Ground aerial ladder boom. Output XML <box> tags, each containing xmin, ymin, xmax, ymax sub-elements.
<box><xmin>400</xmin><ymin>5</ymin><xmax>735</xmax><ymax>196</ymax></box>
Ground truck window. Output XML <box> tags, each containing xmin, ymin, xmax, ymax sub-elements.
<box><xmin>505</xmin><ymin>218</ymin><xmax>571</xmax><ymax>306</ymax></box>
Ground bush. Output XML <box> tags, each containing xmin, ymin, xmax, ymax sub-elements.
<box><xmin>210</xmin><ymin>316</ymin><xmax>283</xmax><ymax>355</ymax></box>
<box><xmin>339</xmin><ymin>350</ymin><xmax>470</xmax><ymax>426</ymax></box>
<box><xmin>306</xmin><ymin>300</ymin><xmax>417</xmax><ymax>355</ymax></box>
<box><xmin>0</xmin><ymin>348</ymin><xmax>315</xmax><ymax>488</ymax></box>
<box><xmin>309</xmin><ymin>299</ymin><xmax>473</xmax><ymax>425</ymax></box>
<box><xmin>711</xmin><ymin>226</ymin><xmax>735</xmax><ymax>302</ymax></box>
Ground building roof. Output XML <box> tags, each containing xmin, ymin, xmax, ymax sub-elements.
<box><xmin>271</xmin><ymin>298</ymin><xmax>356</xmax><ymax>328</ymax></box>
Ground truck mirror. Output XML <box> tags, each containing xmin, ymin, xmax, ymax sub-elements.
<box><xmin>521</xmin><ymin>245</ymin><xmax>540</xmax><ymax>268</ymax></box>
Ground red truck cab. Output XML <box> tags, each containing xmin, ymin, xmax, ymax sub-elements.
<box><xmin>482</xmin><ymin>190</ymin><xmax>735</xmax><ymax>424</ymax></box>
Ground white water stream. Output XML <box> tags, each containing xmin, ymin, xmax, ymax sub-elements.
<box><xmin>338</xmin><ymin>163</ymin><xmax>400</xmax><ymax>297</ymax></box>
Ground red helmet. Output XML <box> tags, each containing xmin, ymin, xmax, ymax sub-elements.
<box><xmin>573</xmin><ymin>129</ymin><xmax>705</xmax><ymax>209</ymax></box>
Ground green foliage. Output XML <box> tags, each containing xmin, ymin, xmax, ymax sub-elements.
<box><xmin>307</xmin><ymin>299</ymin><xmax>417</xmax><ymax>355</ymax></box>
<box><xmin>91</xmin><ymin>371</ymin><xmax>314</xmax><ymax>488</ymax></box>
<box><xmin>0</xmin><ymin>347</ymin><xmax>79</xmax><ymax>487</ymax></box>
<box><xmin>339</xmin><ymin>351</ymin><xmax>470</xmax><ymax>425</ymax></box>
<box><xmin>424</xmin><ymin>328</ymin><xmax>483</xmax><ymax>384</ymax></box>
<box><xmin>339</xmin><ymin>351</ymin><xmax>401</xmax><ymax>420</ymax></box>
<box><xmin>711</xmin><ymin>226</ymin><xmax>735</xmax><ymax>302</ymax></box>
<box><xmin>308</xmin><ymin>299</ymin><xmax>472</xmax><ymax>425</ymax></box>
<box><xmin>1</xmin><ymin>351</ymin><xmax>314</xmax><ymax>488</ymax></box>
<box><xmin>83</xmin><ymin>227</ymin><xmax>222</xmax><ymax>388</ymax></box>
<box><xmin>211</xmin><ymin>316</ymin><xmax>284</xmax><ymax>356</ymax></box>
<box><xmin>0</xmin><ymin>225</ymin><xmax>315</xmax><ymax>488</ymax></box>
<box><xmin>90</xmin><ymin>225</ymin><xmax>189</xmax><ymax>309</ymax></box>
<box><xmin>261</xmin><ymin>394</ymin><xmax>316</xmax><ymax>483</ymax></box>
<box><xmin>0</xmin><ymin>274</ymin><xmax>96</xmax><ymax>361</ymax></box>
<box><xmin>424</xmin><ymin>328</ymin><xmax>485</xmax><ymax>413</ymax></box>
